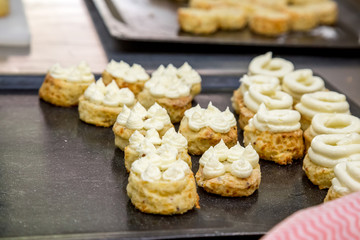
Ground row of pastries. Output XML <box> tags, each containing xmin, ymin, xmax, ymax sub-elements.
<box><xmin>38</xmin><ymin>53</ymin><xmax>360</xmax><ymax>215</ymax></box>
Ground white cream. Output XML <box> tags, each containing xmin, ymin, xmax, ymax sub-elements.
<box><xmin>202</xmin><ymin>154</ymin><xmax>226</xmax><ymax>179</ymax></box>
<box><xmin>161</xmin><ymin>128</ymin><xmax>188</xmax><ymax>151</ymax></box>
<box><xmin>145</xmin><ymin>128</ymin><xmax>162</xmax><ymax>145</ymax></box>
<box><xmin>282</xmin><ymin>69</ymin><xmax>325</xmax><ymax>102</ymax></box>
<box><xmin>295</xmin><ymin>91</ymin><xmax>350</xmax><ymax>120</ymax></box>
<box><xmin>308</xmin><ymin>133</ymin><xmax>360</xmax><ymax>168</ymax></box>
<box><xmin>244</xmin><ymin>84</ymin><xmax>293</xmax><ymax>113</ymax></box>
<box><xmin>128</xmin><ymin>130</ymin><xmax>145</xmax><ymax>148</ymax></box>
<box><xmin>163</xmin><ymin>166</ymin><xmax>186</xmax><ymax>181</ymax></box>
<box><xmin>136</xmin><ymin>139</ymin><xmax>157</xmax><ymax>155</ymax></box>
<box><xmin>243</xmin><ymin>145</ymin><xmax>259</xmax><ymax>168</ymax></box>
<box><xmin>227</xmin><ymin>143</ymin><xmax>245</xmax><ymax>163</ymax></box>
<box><xmin>49</xmin><ymin>61</ymin><xmax>95</xmax><ymax>83</ymax></box>
<box><xmin>248</xmin><ymin>52</ymin><xmax>294</xmax><ymax>79</ymax></box>
<box><xmin>141</xmin><ymin>165</ymin><xmax>162</xmax><ymax>182</ymax></box>
<box><xmin>213</xmin><ymin>139</ymin><xmax>229</xmax><ymax>162</ymax></box>
<box><xmin>125</xmin><ymin>111</ymin><xmax>144</xmax><ymax>130</ymax></box>
<box><xmin>239</xmin><ymin>74</ymin><xmax>280</xmax><ymax>95</ymax></box>
<box><xmin>116</xmin><ymin>105</ymin><xmax>131</xmax><ymax>125</ymax></box>
<box><xmin>309</xmin><ymin>113</ymin><xmax>360</xmax><ymax>137</ymax></box>
<box><xmin>156</xmin><ymin>144</ymin><xmax>178</xmax><ymax>170</ymax></box>
<box><xmin>250</xmin><ymin>104</ymin><xmax>301</xmax><ymax>133</ymax></box>
<box><xmin>105</xmin><ymin>60</ymin><xmax>149</xmax><ymax>83</ymax></box>
<box><xmin>231</xmin><ymin>159</ymin><xmax>253</xmax><ymax>178</ymax></box>
<box><xmin>332</xmin><ymin>162</ymin><xmax>360</xmax><ymax>195</ymax></box>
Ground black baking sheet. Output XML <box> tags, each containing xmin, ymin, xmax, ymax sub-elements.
<box><xmin>0</xmin><ymin>75</ymin><xmax>359</xmax><ymax>240</ymax></box>
<box><xmin>93</xmin><ymin>0</ymin><xmax>360</xmax><ymax>49</ymax></box>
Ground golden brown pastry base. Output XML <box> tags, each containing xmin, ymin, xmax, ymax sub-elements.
<box><xmin>238</xmin><ymin>103</ymin><xmax>255</xmax><ymax>131</ymax></box>
<box><xmin>299</xmin><ymin>115</ymin><xmax>311</xmax><ymax>132</ymax></box>
<box><xmin>309</xmin><ymin>1</ymin><xmax>338</xmax><ymax>25</ymax></box>
<box><xmin>137</xmin><ymin>88</ymin><xmax>193</xmax><ymax>123</ymax></box>
<box><xmin>324</xmin><ymin>186</ymin><xmax>345</xmax><ymax>202</ymax></box>
<box><xmin>126</xmin><ymin>171</ymin><xmax>200</xmax><ymax>215</ymax></box>
<box><xmin>248</xmin><ymin>8</ymin><xmax>289</xmax><ymax>36</ymax></box>
<box><xmin>78</xmin><ymin>96</ymin><xmax>123</xmax><ymax>127</ymax></box>
<box><xmin>179</xmin><ymin>117</ymin><xmax>238</xmax><ymax>155</ymax></box>
<box><xmin>303</xmin><ymin>127</ymin><xmax>314</xmax><ymax>153</ymax></box>
<box><xmin>0</xmin><ymin>0</ymin><xmax>9</xmax><ymax>17</ymax></box>
<box><xmin>243</xmin><ymin>126</ymin><xmax>304</xmax><ymax>165</ymax></box>
<box><xmin>190</xmin><ymin>82</ymin><xmax>202</xmax><ymax>97</ymax></box>
<box><xmin>101</xmin><ymin>70</ymin><xmax>147</xmax><ymax>96</ymax></box>
<box><xmin>231</xmin><ymin>88</ymin><xmax>242</xmax><ymax>115</ymax></box>
<box><xmin>112</xmin><ymin>122</ymin><xmax>174</xmax><ymax>151</ymax></box>
<box><xmin>39</xmin><ymin>73</ymin><xmax>93</xmax><ymax>107</ymax></box>
<box><xmin>196</xmin><ymin>165</ymin><xmax>261</xmax><ymax>197</ymax></box>
<box><xmin>285</xmin><ymin>5</ymin><xmax>318</xmax><ymax>31</ymax></box>
<box><xmin>302</xmin><ymin>154</ymin><xmax>334</xmax><ymax>189</ymax></box>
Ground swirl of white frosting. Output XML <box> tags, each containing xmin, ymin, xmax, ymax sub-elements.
<box><xmin>50</xmin><ymin>61</ymin><xmax>94</xmax><ymax>83</ymax></box>
<box><xmin>213</xmin><ymin>139</ymin><xmax>229</xmax><ymax>161</ymax></box>
<box><xmin>248</xmin><ymin>52</ymin><xmax>294</xmax><ymax>79</ymax></box>
<box><xmin>188</xmin><ymin>111</ymin><xmax>207</xmax><ymax>131</ymax></box>
<box><xmin>125</xmin><ymin>111</ymin><xmax>144</xmax><ymax>130</ymax></box>
<box><xmin>308</xmin><ymin>133</ymin><xmax>360</xmax><ymax>168</ymax></box>
<box><xmin>230</xmin><ymin>159</ymin><xmax>253</xmax><ymax>178</ymax></box>
<box><xmin>151</xmin><ymin>108</ymin><xmax>171</xmax><ymax>125</ymax></box>
<box><xmin>332</xmin><ymin>162</ymin><xmax>360</xmax><ymax>195</ymax></box>
<box><xmin>161</xmin><ymin>128</ymin><xmax>188</xmax><ymax>150</ymax></box>
<box><xmin>309</xmin><ymin>114</ymin><xmax>360</xmax><ymax>137</ymax></box>
<box><xmin>250</xmin><ymin>104</ymin><xmax>301</xmax><ymax>132</ymax></box>
<box><xmin>131</xmin><ymin>157</ymin><xmax>151</xmax><ymax>175</ymax></box>
<box><xmin>106</xmin><ymin>60</ymin><xmax>149</xmax><ymax>83</ymax></box>
<box><xmin>116</xmin><ymin>105</ymin><xmax>131</xmax><ymax>125</ymax></box>
<box><xmin>156</xmin><ymin>144</ymin><xmax>178</xmax><ymax>169</ymax></box>
<box><xmin>132</xmin><ymin>102</ymin><xmax>148</xmax><ymax>119</ymax></box>
<box><xmin>295</xmin><ymin>91</ymin><xmax>350</xmax><ymax>119</ymax></box>
<box><xmin>146</xmin><ymin>103</ymin><xmax>163</xmax><ymax>117</ymax></box>
<box><xmin>244</xmin><ymin>84</ymin><xmax>293</xmax><ymax>113</ymax></box>
<box><xmin>84</xmin><ymin>83</ymin><xmax>104</xmax><ymax>104</ymax></box>
<box><xmin>141</xmin><ymin>165</ymin><xmax>162</xmax><ymax>182</ymax></box>
<box><xmin>223</xmin><ymin>107</ymin><xmax>237</xmax><ymax>127</ymax></box>
<box><xmin>145</xmin><ymin>128</ymin><xmax>162</xmax><ymax>145</ymax></box>
<box><xmin>178</xmin><ymin>62</ymin><xmax>202</xmax><ymax>85</ymax></box>
<box><xmin>184</xmin><ymin>104</ymin><xmax>203</xmax><ymax>118</ymax></box>
<box><xmin>240</xmin><ymin>74</ymin><xmax>280</xmax><ymax>95</ymax></box>
<box><xmin>200</xmin><ymin>147</ymin><xmax>216</xmax><ymax>166</ymax></box>
<box><xmin>128</xmin><ymin>130</ymin><xmax>145</xmax><ymax>147</ymax></box>
<box><xmin>143</xmin><ymin>117</ymin><xmax>165</xmax><ymax>131</ymax></box>
<box><xmin>202</xmin><ymin>154</ymin><xmax>226</xmax><ymax>179</ymax></box>
<box><xmin>49</xmin><ymin>63</ymin><xmax>68</xmax><ymax>79</ymax></box>
<box><xmin>282</xmin><ymin>69</ymin><xmax>325</xmax><ymax>101</ymax></box>
<box><xmin>227</xmin><ymin>143</ymin><xmax>245</xmax><ymax>163</ymax></box>
<box><xmin>243</xmin><ymin>145</ymin><xmax>259</xmax><ymax>168</ymax></box>
<box><xmin>162</xmin><ymin>166</ymin><xmax>186</xmax><ymax>181</ymax></box>
<box><xmin>136</xmin><ymin>139</ymin><xmax>157</xmax><ymax>155</ymax></box>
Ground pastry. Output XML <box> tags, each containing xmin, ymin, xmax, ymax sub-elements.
<box><xmin>78</xmin><ymin>79</ymin><xmax>135</xmax><ymax>127</ymax></box>
<box><xmin>303</xmin><ymin>133</ymin><xmax>360</xmax><ymax>189</ymax></box>
<box><xmin>178</xmin><ymin>8</ymin><xmax>218</xmax><ymax>35</ymax></box>
<box><xmin>304</xmin><ymin>113</ymin><xmax>360</xmax><ymax>151</ymax></box>
<box><xmin>113</xmin><ymin>102</ymin><xmax>174</xmax><ymax>150</ymax></box>
<box><xmin>243</xmin><ymin>104</ymin><xmax>304</xmax><ymax>165</ymax></box>
<box><xmin>307</xmin><ymin>1</ymin><xmax>337</xmax><ymax>25</ymax></box>
<box><xmin>39</xmin><ymin>62</ymin><xmax>95</xmax><ymax>107</ymax></box>
<box><xmin>214</xmin><ymin>7</ymin><xmax>247</xmax><ymax>31</ymax></box>
<box><xmin>102</xmin><ymin>60</ymin><xmax>149</xmax><ymax>95</ymax></box>
<box><xmin>196</xmin><ymin>141</ymin><xmax>261</xmax><ymax>197</ymax></box>
<box><xmin>248</xmin><ymin>7</ymin><xmax>289</xmax><ymax>36</ymax></box>
<box><xmin>239</xmin><ymin>83</ymin><xmax>293</xmax><ymax>129</ymax></box>
<box><xmin>179</xmin><ymin>102</ymin><xmax>238</xmax><ymax>155</ymax></box>
<box><xmin>282</xmin><ymin>69</ymin><xmax>325</xmax><ymax>104</ymax></box>
<box><xmin>295</xmin><ymin>91</ymin><xmax>350</xmax><ymax>131</ymax></box>
<box><xmin>324</xmin><ymin>162</ymin><xmax>360</xmax><ymax>202</ymax></box>
<box><xmin>284</xmin><ymin>4</ymin><xmax>319</xmax><ymax>31</ymax></box>
<box><xmin>127</xmin><ymin>154</ymin><xmax>200</xmax><ymax>215</ymax></box>
<box><xmin>0</xmin><ymin>0</ymin><xmax>9</xmax><ymax>17</ymax></box>
<box><xmin>231</xmin><ymin>74</ymin><xmax>280</xmax><ymax>115</ymax></box>
<box><xmin>248</xmin><ymin>52</ymin><xmax>294</xmax><ymax>81</ymax></box>
<box><xmin>124</xmin><ymin>128</ymin><xmax>191</xmax><ymax>172</ymax></box>
<box><xmin>137</xmin><ymin>63</ymin><xmax>201</xmax><ymax>123</ymax></box>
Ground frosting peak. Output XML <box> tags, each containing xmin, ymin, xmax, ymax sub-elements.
<box><xmin>106</xmin><ymin>60</ymin><xmax>149</xmax><ymax>82</ymax></box>
<box><xmin>49</xmin><ymin>61</ymin><xmax>95</xmax><ymax>83</ymax></box>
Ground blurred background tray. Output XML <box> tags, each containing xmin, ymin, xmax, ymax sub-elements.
<box><xmin>93</xmin><ymin>0</ymin><xmax>360</xmax><ymax>49</ymax></box>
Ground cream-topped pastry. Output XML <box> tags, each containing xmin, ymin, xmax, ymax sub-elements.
<box><xmin>39</xmin><ymin>61</ymin><xmax>95</xmax><ymax>107</ymax></box>
<box><xmin>196</xmin><ymin>140</ymin><xmax>261</xmax><ymax>197</ymax></box>
<box><xmin>124</xmin><ymin>128</ymin><xmax>191</xmax><ymax>172</ymax></box>
<box><xmin>179</xmin><ymin>102</ymin><xmax>238</xmax><ymax>155</ymax></box>
<box><xmin>304</xmin><ymin>113</ymin><xmax>360</xmax><ymax>151</ymax></box>
<box><xmin>137</xmin><ymin>63</ymin><xmax>202</xmax><ymax>123</ymax></box>
<box><xmin>295</xmin><ymin>91</ymin><xmax>350</xmax><ymax>130</ymax></box>
<box><xmin>102</xmin><ymin>60</ymin><xmax>149</xmax><ymax>95</ymax></box>
<box><xmin>244</xmin><ymin>104</ymin><xmax>304</xmax><ymax>165</ymax></box>
<box><xmin>324</xmin><ymin>162</ymin><xmax>360</xmax><ymax>202</ymax></box>
<box><xmin>78</xmin><ymin>79</ymin><xmax>136</xmax><ymax>127</ymax></box>
<box><xmin>248</xmin><ymin>52</ymin><xmax>294</xmax><ymax>80</ymax></box>
<box><xmin>127</xmin><ymin>154</ymin><xmax>199</xmax><ymax>215</ymax></box>
<box><xmin>303</xmin><ymin>133</ymin><xmax>360</xmax><ymax>189</ymax></box>
<box><xmin>113</xmin><ymin>102</ymin><xmax>174</xmax><ymax>150</ymax></box>
<box><xmin>282</xmin><ymin>69</ymin><xmax>325</xmax><ymax>103</ymax></box>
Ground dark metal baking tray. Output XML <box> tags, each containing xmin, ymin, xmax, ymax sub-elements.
<box><xmin>0</xmin><ymin>74</ymin><xmax>359</xmax><ymax>240</ymax></box>
<box><xmin>93</xmin><ymin>0</ymin><xmax>360</xmax><ymax>49</ymax></box>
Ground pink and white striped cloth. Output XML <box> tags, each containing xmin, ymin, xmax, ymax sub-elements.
<box><xmin>262</xmin><ymin>192</ymin><xmax>360</xmax><ymax>240</ymax></box>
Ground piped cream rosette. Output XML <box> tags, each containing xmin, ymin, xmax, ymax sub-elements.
<box><xmin>195</xmin><ymin>140</ymin><xmax>261</xmax><ymax>197</ymax></box>
<box><xmin>248</xmin><ymin>52</ymin><xmax>294</xmax><ymax>80</ymax></box>
<box><xmin>137</xmin><ymin>63</ymin><xmax>202</xmax><ymax>123</ymax></box>
<box><xmin>112</xmin><ymin>102</ymin><xmax>174</xmax><ymax>150</ymax></box>
<box><xmin>282</xmin><ymin>69</ymin><xmax>325</xmax><ymax>103</ymax></box>
<box><xmin>324</xmin><ymin>162</ymin><xmax>360</xmax><ymax>202</ymax></box>
<box><xmin>244</xmin><ymin>104</ymin><xmax>304</xmax><ymax>165</ymax></box>
<box><xmin>304</xmin><ymin>113</ymin><xmax>360</xmax><ymax>151</ymax></box>
<box><xmin>126</xmin><ymin>153</ymin><xmax>200</xmax><ymax>215</ymax></box>
<box><xmin>78</xmin><ymin>78</ymin><xmax>136</xmax><ymax>127</ymax></box>
<box><xmin>124</xmin><ymin>128</ymin><xmax>191</xmax><ymax>172</ymax></box>
<box><xmin>295</xmin><ymin>91</ymin><xmax>350</xmax><ymax>131</ymax></box>
<box><xmin>102</xmin><ymin>60</ymin><xmax>149</xmax><ymax>95</ymax></box>
<box><xmin>179</xmin><ymin>102</ymin><xmax>238</xmax><ymax>155</ymax></box>
<box><xmin>303</xmin><ymin>133</ymin><xmax>360</xmax><ymax>189</ymax></box>
<box><xmin>39</xmin><ymin>61</ymin><xmax>95</xmax><ymax>107</ymax></box>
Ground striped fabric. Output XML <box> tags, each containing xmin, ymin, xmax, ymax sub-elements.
<box><xmin>262</xmin><ymin>192</ymin><xmax>360</xmax><ymax>240</ymax></box>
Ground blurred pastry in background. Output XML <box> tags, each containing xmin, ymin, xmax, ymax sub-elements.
<box><xmin>0</xmin><ymin>0</ymin><xmax>9</xmax><ymax>17</ymax></box>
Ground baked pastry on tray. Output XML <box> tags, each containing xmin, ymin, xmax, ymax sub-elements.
<box><xmin>196</xmin><ymin>140</ymin><xmax>261</xmax><ymax>197</ymax></box>
<box><xmin>243</xmin><ymin>104</ymin><xmax>304</xmax><ymax>165</ymax></box>
<box><xmin>113</xmin><ymin>102</ymin><xmax>174</xmax><ymax>150</ymax></box>
<box><xmin>102</xmin><ymin>60</ymin><xmax>149</xmax><ymax>95</ymax></box>
<box><xmin>39</xmin><ymin>62</ymin><xmax>95</xmax><ymax>107</ymax></box>
<box><xmin>124</xmin><ymin>128</ymin><xmax>191</xmax><ymax>172</ymax></box>
<box><xmin>179</xmin><ymin>102</ymin><xmax>238</xmax><ymax>155</ymax></box>
<box><xmin>78</xmin><ymin>79</ymin><xmax>135</xmax><ymax>127</ymax></box>
<box><xmin>137</xmin><ymin>63</ymin><xmax>201</xmax><ymax>123</ymax></box>
<box><xmin>127</xmin><ymin>154</ymin><xmax>200</xmax><ymax>215</ymax></box>
<box><xmin>303</xmin><ymin>133</ymin><xmax>360</xmax><ymax>189</ymax></box>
